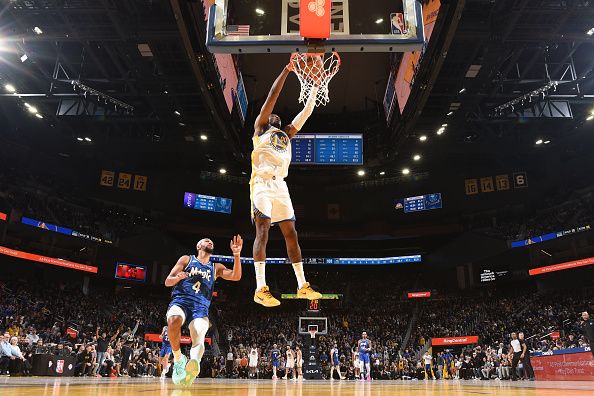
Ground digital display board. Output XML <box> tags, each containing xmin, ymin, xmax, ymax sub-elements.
<box><xmin>115</xmin><ymin>262</ymin><xmax>147</xmax><ymax>282</ymax></box>
<box><xmin>395</xmin><ymin>193</ymin><xmax>443</xmax><ymax>213</ymax></box>
<box><xmin>183</xmin><ymin>192</ymin><xmax>232</xmax><ymax>214</ymax></box>
<box><xmin>511</xmin><ymin>225</ymin><xmax>590</xmax><ymax>248</ymax></box>
<box><xmin>479</xmin><ymin>269</ymin><xmax>510</xmax><ymax>283</ymax></box>
<box><xmin>21</xmin><ymin>216</ymin><xmax>113</xmax><ymax>244</ymax></box>
<box><xmin>210</xmin><ymin>255</ymin><xmax>421</xmax><ymax>265</ymax></box>
<box><xmin>291</xmin><ymin>134</ymin><xmax>363</xmax><ymax>165</ymax></box>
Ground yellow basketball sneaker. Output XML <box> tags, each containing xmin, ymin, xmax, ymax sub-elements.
<box><xmin>182</xmin><ymin>358</ymin><xmax>200</xmax><ymax>386</ymax></box>
<box><xmin>254</xmin><ymin>286</ymin><xmax>281</xmax><ymax>307</ymax></box>
<box><xmin>297</xmin><ymin>282</ymin><xmax>322</xmax><ymax>300</ymax></box>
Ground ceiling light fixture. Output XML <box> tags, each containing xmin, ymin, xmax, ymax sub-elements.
<box><xmin>33</xmin><ymin>26</ymin><xmax>43</xmax><ymax>35</ymax></box>
<box><xmin>219</xmin><ymin>168</ymin><xmax>227</xmax><ymax>174</ymax></box>
<box><xmin>20</xmin><ymin>54</ymin><xmax>28</xmax><ymax>63</ymax></box>
<box><xmin>544</xmin><ymin>140</ymin><xmax>550</xmax><ymax>144</ymax></box>
<box><xmin>76</xmin><ymin>137</ymin><xmax>83</xmax><ymax>141</ymax></box>
<box><xmin>458</xmin><ymin>87</ymin><xmax>466</xmax><ymax>94</ymax></box>
<box><xmin>586</xmin><ymin>115</ymin><xmax>593</xmax><ymax>121</ymax></box>
<box><xmin>379</xmin><ymin>171</ymin><xmax>385</xmax><ymax>175</ymax></box>
<box><xmin>441</xmin><ymin>124</ymin><xmax>447</xmax><ymax>127</ymax></box>
<box><xmin>437</xmin><ymin>127</ymin><xmax>445</xmax><ymax>135</ymax></box>
<box><xmin>587</xmin><ymin>28</ymin><xmax>594</xmax><ymax>36</ymax></box>
<box><xmin>419</xmin><ymin>135</ymin><xmax>427</xmax><ymax>142</ymax></box>
<box><xmin>447</xmin><ymin>111</ymin><xmax>454</xmax><ymax>116</ymax></box>
<box><xmin>35</xmin><ymin>113</ymin><xmax>43</xmax><ymax>119</ymax></box>
<box><xmin>255</xmin><ymin>8</ymin><xmax>265</xmax><ymax>15</ymax></box>
<box><xmin>413</xmin><ymin>154</ymin><xmax>421</xmax><ymax>161</ymax></box>
<box><xmin>535</xmin><ymin>139</ymin><xmax>543</xmax><ymax>145</ymax></box>
<box><xmin>200</xmin><ymin>134</ymin><xmax>208</xmax><ymax>141</ymax></box>
<box><xmin>84</xmin><ymin>137</ymin><xmax>92</xmax><ymax>142</ymax></box>
<box><xmin>4</xmin><ymin>84</ymin><xmax>16</xmax><ymax>93</ymax></box>
<box><xmin>375</xmin><ymin>18</ymin><xmax>384</xmax><ymax>24</ymax></box>
<box><xmin>357</xmin><ymin>170</ymin><xmax>365</xmax><ymax>176</ymax></box>
<box><xmin>402</xmin><ymin>168</ymin><xmax>410</xmax><ymax>175</ymax></box>
<box><xmin>174</xmin><ymin>110</ymin><xmax>181</xmax><ymax>116</ymax></box>
<box><xmin>26</xmin><ymin>105</ymin><xmax>38</xmax><ymax>113</ymax></box>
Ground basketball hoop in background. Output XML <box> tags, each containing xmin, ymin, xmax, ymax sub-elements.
<box><xmin>290</xmin><ymin>51</ymin><xmax>340</xmax><ymax>107</ymax></box>
<box><xmin>308</xmin><ymin>324</ymin><xmax>318</xmax><ymax>339</ymax></box>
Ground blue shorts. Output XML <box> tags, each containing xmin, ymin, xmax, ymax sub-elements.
<box><xmin>272</xmin><ymin>360</ymin><xmax>279</xmax><ymax>368</ymax></box>
<box><xmin>359</xmin><ymin>353</ymin><xmax>370</xmax><ymax>364</ymax></box>
<box><xmin>168</xmin><ymin>297</ymin><xmax>209</xmax><ymax>324</ymax></box>
<box><xmin>333</xmin><ymin>359</ymin><xmax>340</xmax><ymax>366</ymax></box>
<box><xmin>160</xmin><ymin>343</ymin><xmax>172</xmax><ymax>357</ymax></box>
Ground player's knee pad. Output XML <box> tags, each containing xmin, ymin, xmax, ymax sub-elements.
<box><xmin>166</xmin><ymin>305</ymin><xmax>186</xmax><ymax>326</ymax></box>
<box><xmin>189</xmin><ymin>317</ymin><xmax>209</xmax><ymax>345</ymax></box>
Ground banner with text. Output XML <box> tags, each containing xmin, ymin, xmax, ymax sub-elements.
<box><xmin>529</xmin><ymin>257</ymin><xmax>594</xmax><ymax>276</ymax></box>
<box><xmin>432</xmin><ymin>336</ymin><xmax>479</xmax><ymax>346</ymax></box>
<box><xmin>144</xmin><ymin>333</ymin><xmax>211</xmax><ymax>345</ymax></box>
<box><xmin>532</xmin><ymin>348</ymin><xmax>593</xmax><ymax>381</ymax></box>
<box><xmin>408</xmin><ymin>291</ymin><xmax>431</xmax><ymax>299</ymax></box>
<box><xmin>0</xmin><ymin>245</ymin><xmax>98</xmax><ymax>273</ymax></box>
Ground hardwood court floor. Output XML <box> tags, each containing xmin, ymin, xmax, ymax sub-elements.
<box><xmin>1</xmin><ymin>377</ymin><xmax>594</xmax><ymax>396</ymax></box>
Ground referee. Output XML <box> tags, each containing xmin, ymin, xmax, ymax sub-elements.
<box><xmin>581</xmin><ymin>311</ymin><xmax>594</xmax><ymax>358</ymax></box>
<box><xmin>509</xmin><ymin>332</ymin><xmax>522</xmax><ymax>381</ymax></box>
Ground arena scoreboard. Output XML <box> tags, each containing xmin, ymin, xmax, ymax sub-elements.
<box><xmin>395</xmin><ymin>193</ymin><xmax>443</xmax><ymax>213</ymax></box>
<box><xmin>291</xmin><ymin>134</ymin><xmax>363</xmax><ymax>165</ymax></box>
<box><xmin>183</xmin><ymin>192</ymin><xmax>232</xmax><ymax>214</ymax></box>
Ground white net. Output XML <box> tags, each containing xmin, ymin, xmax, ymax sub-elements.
<box><xmin>290</xmin><ymin>52</ymin><xmax>341</xmax><ymax>107</ymax></box>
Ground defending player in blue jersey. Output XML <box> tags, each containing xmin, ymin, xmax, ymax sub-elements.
<box><xmin>165</xmin><ymin>235</ymin><xmax>243</xmax><ymax>386</ymax></box>
<box><xmin>270</xmin><ymin>344</ymin><xmax>281</xmax><ymax>379</ymax></box>
<box><xmin>358</xmin><ymin>332</ymin><xmax>372</xmax><ymax>381</ymax></box>
<box><xmin>159</xmin><ymin>325</ymin><xmax>172</xmax><ymax>379</ymax></box>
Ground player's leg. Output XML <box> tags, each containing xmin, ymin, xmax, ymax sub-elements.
<box><xmin>166</xmin><ymin>305</ymin><xmax>188</xmax><ymax>384</ymax></box>
<box><xmin>184</xmin><ymin>316</ymin><xmax>209</xmax><ymax>385</ymax></box>
<box><xmin>330</xmin><ymin>364</ymin><xmax>334</xmax><ymax>380</ymax></box>
<box><xmin>277</xmin><ymin>220</ymin><xmax>322</xmax><ymax>299</ymax></box>
<box><xmin>365</xmin><ymin>361</ymin><xmax>371</xmax><ymax>380</ymax></box>
<box><xmin>252</xmin><ymin>196</ymin><xmax>280</xmax><ymax>306</ymax></box>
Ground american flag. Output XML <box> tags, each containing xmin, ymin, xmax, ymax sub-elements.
<box><xmin>227</xmin><ymin>25</ymin><xmax>250</xmax><ymax>36</ymax></box>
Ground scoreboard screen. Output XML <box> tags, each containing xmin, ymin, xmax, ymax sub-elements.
<box><xmin>184</xmin><ymin>192</ymin><xmax>232</xmax><ymax>214</ymax></box>
<box><xmin>292</xmin><ymin>134</ymin><xmax>363</xmax><ymax>165</ymax></box>
<box><xmin>395</xmin><ymin>193</ymin><xmax>443</xmax><ymax>213</ymax></box>
<box><xmin>115</xmin><ymin>262</ymin><xmax>147</xmax><ymax>282</ymax></box>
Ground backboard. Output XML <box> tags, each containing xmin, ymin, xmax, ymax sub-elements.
<box><xmin>298</xmin><ymin>316</ymin><xmax>328</xmax><ymax>335</ymax></box>
<box><xmin>206</xmin><ymin>0</ymin><xmax>425</xmax><ymax>53</ymax></box>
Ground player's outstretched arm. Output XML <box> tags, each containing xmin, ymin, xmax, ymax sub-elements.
<box><xmin>254</xmin><ymin>66</ymin><xmax>293</xmax><ymax>134</ymax></box>
<box><xmin>216</xmin><ymin>235</ymin><xmax>243</xmax><ymax>281</ymax></box>
<box><xmin>164</xmin><ymin>255</ymin><xmax>190</xmax><ymax>287</ymax></box>
<box><xmin>285</xmin><ymin>84</ymin><xmax>318</xmax><ymax>139</ymax></box>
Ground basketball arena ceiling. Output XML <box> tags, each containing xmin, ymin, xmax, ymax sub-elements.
<box><xmin>0</xmin><ymin>0</ymin><xmax>592</xmax><ymax>180</ymax></box>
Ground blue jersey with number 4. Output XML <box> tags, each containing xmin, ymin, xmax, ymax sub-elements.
<box><xmin>170</xmin><ymin>255</ymin><xmax>215</xmax><ymax>320</ymax></box>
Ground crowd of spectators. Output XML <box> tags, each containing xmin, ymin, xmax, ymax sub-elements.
<box><xmin>1</xmin><ymin>271</ymin><xmax>592</xmax><ymax>381</ymax></box>
<box><xmin>0</xmin><ymin>278</ymin><xmax>170</xmax><ymax>377</ymax></box>
<box><xmin>471</xmin><ymin>188</ymin><xmax>594</xmax><ymax>242</ymax></box>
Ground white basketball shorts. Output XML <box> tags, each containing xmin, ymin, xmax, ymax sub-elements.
<box><xmin>250</xmin><ymin>177</ymin><xmax>295</xmax><ymax>224</ymax></box>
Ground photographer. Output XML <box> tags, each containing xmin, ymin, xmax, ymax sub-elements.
<box><xmin>581</xmin><ymin>311</ymin><xmax>594</xmax><ymax>358</ymax></box>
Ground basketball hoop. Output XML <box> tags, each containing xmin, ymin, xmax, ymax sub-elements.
<box><xmin>290</xmin><ymin>50</ymin><xmax>340</xmax><ymax>107</ymax></box>
<box><xmin>308</xmin><ymin>324</ymin><xmax>318</xmax><ymax>339</ymax></box>
<box><xmin>308</xmin><ymin>329</ymin><xmax>318</xmax><ymax>339</ymax></box>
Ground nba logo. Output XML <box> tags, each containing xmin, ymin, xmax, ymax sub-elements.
<box><xmin>390</xmin><ymin>13</ymin><xmax>407</xmax><ymax>34</ymax></box>
<box><xmin>300</xmin><ymin>0</ymin><xmax>331</xmax><ymax>38</ymax></box>
<box><xmin>56</xmin><ymin>359</ymin><xmax>64</xmax><ymax>374</ymax></box>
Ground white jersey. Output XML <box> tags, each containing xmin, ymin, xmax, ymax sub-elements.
<box><xmin>249</xmin><ymin>348</ymin><xmax>258</xmax><ymax>366</ymax></box>
<box><xmin>251</xmin><ymin>127</ymin><xmax>292</xmax><ymax>181</ymax></box>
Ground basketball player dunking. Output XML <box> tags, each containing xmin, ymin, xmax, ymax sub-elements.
<box><xmin>251</xmin><ymin>62</ymin><xmax>323</xmax><ymax>307</ymax></box>
<box><xmin>165</xmin><ymin>236</ymin><xmax>243</xmax><ymax>385</ymax></box>
<box><xmin>358</xmin><ymin>332</ymin><xmax>372</xmax><ymax>381</ymax></box>
<box><xmin>159</xmin><ymin>325</ymin><xmax>172</xmax><ymax>379</ymax></box>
